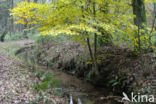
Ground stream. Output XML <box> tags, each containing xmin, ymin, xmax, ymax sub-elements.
<box><xmin>16</xmin><ymin>47</ymin><xmax>112</xmax><ymax>104</ymax></box>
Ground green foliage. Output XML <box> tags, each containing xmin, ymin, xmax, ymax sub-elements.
<box><xmin>10</xmin><ymin>0</ymin><xmax>133</xmax><ymax>43</ymax></box>
<box><xmin>108</xmin><ymin>75</ymin><xmax>127</xmax><ymax>87</ymax></box>
<box><xmin>97</xmin><ymin>33</ymin><xmax>112</xmax><ymax>46</ymax></box>
<box><xmin>30</xmin><ymin>94</ymin><xmax>54</xmax><ymax>104</ymax></box>
<box><xmin>10</xmin><ymin>0</ymin><xmax>155</xmax><ymax>78</ymax></box>
<box><xmin>36</xmin><ymin>35</ymin><xmax>53</xmax><ymax>43</ymax></box>
<box><xmin>108</xmin><ymin>74</ymin><xmax>129</xmax><ymax>93</ymax></box>
<box><xmin>5</xmin><ymin>32</ymin><xmax>25</xmax><ymax>40</ymax></box>
<box><xmin>5</xmin><ymin>32</ymin><xmax>38</xmax><ymax>41</ymax></box>
<box><xmin>34</xmin><ymin>70</ymin><xmax>42</xmax><ymax>78</ymax></box>
<box><xmin>151</xmin><ymin>33</ymin><xmax>156</xmax><ymax>46</ymax></box>
<box><xmin>33</xmin><ymin>72</ymin><xmax>60</xmax><ymax>92</ymax></box>
<box><xmin>144</xmin><ymin>86</ymin><xmax>156</xmax><ymax>94</ymax></box>
<box><xmin>32</xmin><ymin>71</ymin><xmax>61</xmax><ymax>104</ymax></box>
<box><xmin>10</xmin><ymin>0</ymin><xmax>156</xmax><ymax>51</ymax></box>
<box><xmin>112</xmin><ymin>29</ymin><xmax>133</xmax><ymax>48</ymax></box>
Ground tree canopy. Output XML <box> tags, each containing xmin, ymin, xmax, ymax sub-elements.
<box><xmin>10</xmin><ymin>0</ymin><xmax>156</xmax><ymax>76</ymax></box>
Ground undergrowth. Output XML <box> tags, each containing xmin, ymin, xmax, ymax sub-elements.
<box><xmin>33</xmin><ymin>71</ymin><xmax>60</xmax><ymax>92</ymax></box>
<box><xmin>30</xmin><ymin>70</ymin><xmax>62</xmax><ymax>104</ymax></box>
<box><xmin>4</xmin><ymin>31</ymin><xmax>38</xmax><ymax>41</ymax></box>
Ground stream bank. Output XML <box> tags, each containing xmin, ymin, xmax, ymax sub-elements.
<box><xmin>15</xmin><ymin>39</ymin><xmax>156</xmax><ymax>104</ymax></box>
<box><xmin>16</xmin><ymin>45</ymin><xmax>118</xmax><ymax>104</ymax></box>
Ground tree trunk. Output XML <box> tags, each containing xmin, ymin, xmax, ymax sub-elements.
<box><xmin>132</xmin><ymin>0</ymin><xmax>147</xmax><ymax>27</ymax></box>
<box><xmin>93</xmin><ymin>2</ymin><xmax>97</xmax><ymax>62</ymax></box>
<box><xmin>150</xmin><ymin>3</ymin><xmax>156</xmax><ymax>34</ymax></box>
<box><xmin>10</xmin><ymin>0</ymin><xmax>14</xmax><ymax>35</ymax></box>
<box><xmin>87</xmin><ymin>37</ymin><xmax>94</xmax><ymax>63</ymax></box>
<box><xmin>132</xmin><ymin>0</ymin><xmax>147</xmax><ymax>52</ymax></box>
<box><xmin>93</xmin><ymin>2</ymin><xmax>99</xmax><ymax>75</ymax></box>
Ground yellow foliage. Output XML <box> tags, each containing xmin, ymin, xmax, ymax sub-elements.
<box><xmin>10</xmin><ymin>0</ymin><xmax>145</xmax><ymax>49</ymax></box>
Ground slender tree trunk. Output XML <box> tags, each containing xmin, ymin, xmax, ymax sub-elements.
<box><xmin>87</xmin><ymin>37</ymin><xmax>94</xmax><ymax>63</ymax></box>
<box><xmin>147</xmin><ymin>3</ymin><xmax>156</xmax><ymax>51</ymax></box>
<box><xmin>83</xmin><ymin>0</ymin><xmax>94</xmax><ymax>64</ymax></box>
<box><xmin>92</xmin><ymin>1</ymin><xmax>99</xmax><ymax>76</ymax></box>
<box><xmin>150</xmin><ymin>3</ymin><xmax>156</xmax><ymax>34</ymax></box>
<box><xmin>10</xmin><ymin>0</ymin><xmax>14</xmax><ymax>35</ymax></box>
<box><xmin>133</xmin><ymin>0</ymin><xmax>146</xmax><ymax>69</ymax></box>
<box><xmin>137</xmin><ymin>24</ymin><xmax>145</xmax><ymax>70</ymax></box>
<box><xmin>137</xmin><ymin>25</ymin><xmax>141</xmax><ymax>54</ymax></box>
<box><xmin>93</xmin><ymin>2</ymin><xmax>97</xmax><ymax>62</ymax></box>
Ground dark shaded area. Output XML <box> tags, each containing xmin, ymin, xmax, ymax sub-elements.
<box><xmin>0</xmin><ymin>30</ymin><xmax>7</xmax><ymax>42</ymax></box>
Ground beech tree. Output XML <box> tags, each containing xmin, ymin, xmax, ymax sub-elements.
<box><xmin>10</xmin><ymin>0</ymin><xmax>154</xmax><ymax>76</ymax></box>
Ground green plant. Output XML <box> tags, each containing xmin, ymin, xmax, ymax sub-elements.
<box><xmin>33</xmin><ymin>72</ymin><xmax>60</xmax><ymax>92</ymax></box>
<box><xmin>36</xmin><ymin>35</ymin><xmax>52</xmax><ymax>43</ymax></box>
<box><xmin>108</xmin><ymin>74</ymin><xmax>129</xmax><ymax>94</ymax></box>
<box><xmin>5</xmin><ymin>32</ymin><xmax>25</xmax><ymax>40</ymax></box>
<box><xmin>108</xmin><ymin>75</ymin><xmax>127</xmax><ymax>87</ymax></box>
<box><xmin>34</xmin><ymin>70</ymin><xmax>42</xmax><ymax>79</ymax></box>
<box><xmin>31</xmin><ymin>72</ymin><xmax>60</xmax><ymax>104</ymax></box>
<box><xmin>29</xmin><ymin>94</ymin><xmax>54</xmax><ymax>104</ymax></box>
<box><xmin>43</xmin><ymin>97</ymin><xmax>54</xmax><ymax>104</ymax></box>
<box><xmin>51</xmin><ymin>88</ymin><xmax>63</xmax><ymax>97</ymax></box>
<box><xmin>4</xmin><ymin>31</ymin><xmax>38</xmax><ymax>41</ymax></box>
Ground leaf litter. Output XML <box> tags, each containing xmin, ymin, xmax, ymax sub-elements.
<box><xmin>0</xmin><ymin>52</ymin><xmax>64</xmax><ymax>104</ymax></box>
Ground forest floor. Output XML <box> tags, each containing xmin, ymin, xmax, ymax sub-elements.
<box><xmin>0</xmin><ymin>41</ymin><xmax>64</xmax><ymax>104</ymax></box>
<box><xmin>0</xmin><ymin>51</ymin><xmax>37</xmax><ymax>104</ymax></box>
